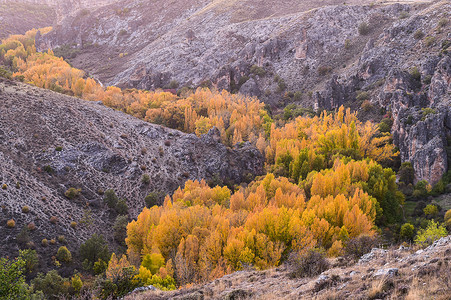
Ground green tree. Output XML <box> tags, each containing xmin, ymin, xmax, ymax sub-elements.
<box><xmin>0</xmin><ymin>256</ymin><xmax>29</xmax><ymax>299</ymax></box>
<box><xmin>113</xmin><ymin>215</ymin><xmax>129</xmax><ymax>245</ymax></box>
<box><xmin>414</xmin><ymin>220</ymin><xmax>448</xmax><ymax>247</ymax></box>
<box><xmin>400</xmin><ymin>223</ymin><xmax>415</xmax><ymax>241</ymax></box>
<box><xmin>18</xmin><ymin>249</ymin><xmax>39</xmax><ymax>275</ymax></box>
<box><xmin>423</xmin><ymin>204</ymin><xmax>439</xmax><ymax>218</ymax></box>
<box><xmin>80</xmin><ymin>234</ymin><xmax>110</xmax><ymax>272</ymax></box>
<box><xmin>56</xmin><ymin>246</ymin><xmax>72</xmax><ymax>263</ymax></box>
<box><xmin>104</xmin><ymin>189</ymin><xmax>119</xmax><ymax>209</ymax></box>
<box><xmin>32</xmin><ymin>270</ymin><xmax>69</xmax><ymax>300</ymax></box>
<box><xmin>141</xmin><ymin>253</ymin><xmax>165</xmax><ymax>275</ymax></box>
<box><xmin>398</xmin><ymin>162</ymin><xmax>414</xmax><ymax>184</ymax></box>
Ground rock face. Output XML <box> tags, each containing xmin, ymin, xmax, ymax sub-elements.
<box><xmin>0</xmin><ymin>78</ymin><xmax>263</xmax><ymax>269</ymax></box>
<box><xmin>36</xmin><ymin>0</ymin><xmax>450</xmax><ymax>184</ymax></box>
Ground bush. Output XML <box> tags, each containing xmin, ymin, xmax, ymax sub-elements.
<box><xmin>22</xmin><ymin>206</ymin><xmax>30</xmax><ymax>213</ymax></box>
<box><xmin>71</xmin><ymin>274</ymin><xmax>83</xmax><ymax>295</ymax></box>
<box><xmin>17</xmin><ymin>226</ymin><xmax>30</xmax><ymax>247</ymax></box>
<box><xmin>398</xmin><ymin>162</ymin><xmax>414</xmax><ymax>184</ymax></box>
<box><xmin>360</xmin><ymin>100</ymin><xmax>373</xmax><ymax>112</ymax></box>
<box><xmin>32</xmin><ymin>270</ymin><xmax>69</xmax><ymax>299</ymax></box>
<box><xmin>64</xmin><ymin>187</ymin><xmax>81</xmax><ymax>199</ymax></box>
<box><xmin>41</xmin><ymin>239</ymin><xmax>49</xmax><ymax>247</ymax></box>
<box><xmin>56</xmin><ymin>246</ymin><xmax>72</xmax><ymax>263</ymax></box>
<box><xmin>356</xmin><ymin>91</ymin><xmax>370</xmax><ymax>102</ymax></box>
<box><xmin>378</xmin><ymin>118</ymin><xmax>393</xmax><ymax>133</ymax></box>
<box><xmin>7</xmin><ymin>219</ymin><xmax>16</xmax><ymax>228</ymax></box>
<box><xmin>445</xmin><ymin>209</ymin><xmax>451</xmax><ymax>228</ymax></box>
<box><xmin>2</xmin><ymin>184</ymin><xmax>7</xmax><ymax>190</ymax></box>
<box><xmin>438</xmin><ymin>18</ymin><xmax>448</xmax><ymax>28</ymax></box>
<box><xmin>318</xmin><ymin>66</ymin><xmax>332</xmax><ymax>76</ymax></box>
<box><xmin>49</xmin><ymin>216</ymin><xmax>58</xmax><ymax>224</ymax></box>
<box><xmin>344</xmin><ymin>235</ymin><xmax>379</xmax><ymax>259</ymax></box>
<box><xmin>413</xmin><ymin>30</ymin><xmax>425</xmax><ymax>40</ymax></box>
<box><xmin>145</xmin><ymin>192</ymin><xmax>160</xmax><ymax>208</ymax></box>
<box><xmin>288</xmin><ymin>248</ymin><xmax>329</xmax><ymax>278</ymax></box>
<box><xmin>414</xmin><ymin>220</ymin><xmax>447</xmax><ymax>247</ymax></box>
<box><xmin>0</xmin><ymin>256</ymin><xmax>28</xmax><ymax>299</ymax></box>
<box><xmin>358</xmin><ymin>22</ymin><xmax>370</xmax><ymax>35</ymax></box>
<box><xmin>79</xmin><ymin>234</ymin><xmax>110</xmax><ymax>272</ymax></box>
<box><xmin>27</xmin><ymin>222</ymin><xmax>36</xmax><ymax>231</ymax></box>
<box><xmin>104</xmin><ymin>189</ymin><xmax>119</xmax><ymax>209</ymax></box>
<box><xmin>400</xmin><ymin>223</ymin><xmax>415</xmax><ymax>241</ymax></box>
<box><xmin>93</xmin><ymin>259</ymin><xmax>108</xmax><ymax>275</ymax></box>
<box><xmin>250</xmin><ymin>64</ymin><xmax>266</xmax><ymax>76</ymax></box>
<box><xmin>57</xmin><ymin>235</ymin><xmax>66</xmax><ymax>243</ymax></box>
<box><xmin>141</xmin><ymin>174</ymin><xmax>150</xmax><ymax>184</ymax></box>
<box><xmin>113</xmin><ymin>215</ymin><xmax>129</xmax><ymax>245</ymax></box>
<box><xmin>19</xmin><ymin>249</ymin><xmax>39</xmax><ymax>274</ymax></box>
<box><xmin>70</xmin><ymin>221</ymin><xmax>77</xmax><ymax>228</ymax></box>
<box><xmin>115</xmin><ymin>199</ymin><xmax>128</xmax><ymax>215</ymax></box>
<box><xmin>423</xmin><ymin>204</ymin><xmax>439</xmax><ymax>217</ymax></box>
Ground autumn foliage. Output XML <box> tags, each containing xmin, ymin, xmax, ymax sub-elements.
<box><xmin>0</xmin><ymin>29</ymin><xmax>271</xmax><ymax>146</ymax></box>
<box><xmin>126</xmin><ymin>174</ymin><xmax>379</xmax><ymax>284</ymax></box>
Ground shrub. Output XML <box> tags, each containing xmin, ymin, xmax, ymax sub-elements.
<box><xmin>7</xmin><ymin>219</ymin><xmax>15</xmax><ymax>228</ymax></box>
<box><xmin>104</xmin><ymin>189</ymin><xmax>119</xmax><ymax>209</ymax></box>
<box><xmin>116</xmin><ymin>199</ymin><xmax>129</xmax><ymax>215</ymax></box>
<box><xmin>414</xmin><ymin>220</ymin><xmax>447</xmax><ymax>247</ymax></box>
<box><xmin>250</xmin><ymin>65</ymin><xmax>266</xmax><ymax>76</ymax></box>
<box><xmin>113</xmin><ymin>215</ymin><xmax>129</xmax><ymax>245</ymax></box>
<box><xmin>19</xmin><ymin>249</ymin><xmax>39</xmax><ymax>274</ymax></box>
<box><xmin>41</xmin><ymin>239</ymin><xmax>49</xmax><ymax>247</ymax></box>
<box><xmin>64</xmin><ymin>187</ymin><xmax>81</xmax><ymax>199</ymax></box>
<box><xmin>413</xmin><ymin>30</ymin><xmax>425</xmax><ymax>40</ymax></box>
<box><xmin>43</xmin><ymin>165</ymin><xmax>54</xmax><ymax>174</ymax></box>
<box><xmin>398</xmin><ymin>162</ymin><xmax>415</xmax><ymax>184</ymax></box>
<box><xmin>17</xmin><ymin>227</ymin><xmax>30</xmax><ymax>247</ymax></box>
<box><xmin>70</xmin><ymin>221</ymin><xmax>77</xmax><ymax>228</ymax></box>
<box><xmin>399</xmin><ymin>11</ymin><xmax>409</xmax><ymax>19</ymax></box>
<box><xmin>32</xmin><ymin>270</ymin><xmax>69</xmax><ymax>299</ymax></box>
<box><xmin>55</xmin><ymin>146</ymin><xmax>63</xmax><ymax>151</ymax></box>
<box><xmin>423</xmin><ymin>204</ymin><xmax>439</xmax><ymax>217</ymax></box>
<box><xmin>2</xmin><ymin>184</ymin><xmax>7</xmax><ymax>190</ymax></box>
<box><xmin>378</xmin><ymin>118</ymin><xmax>393</xmax><ymax>133</ymax></box>
<box><xmin>358</xmin><ymin>22</ymin><xmax>370</xmax><ymax>35</ymax></box>
<box><xmin>144</xmin><ymin>192</ymin><xmax>160</xmax><ymax>208</ymax></box>
<box><xmin>22</xmin><ymin>206</ymin><xmax>30</xmax><ymax>213</ymax></box>
<box><xmin>49</xmin><ymin>239</ymin><xmax>56</xmax><ymax>245</ymax></box>
<box><xmin>71</xmin><ymin>274</ymin><xmax>83</xmax><ymax>295</ymax></box>
<box><xmin>288</xmin><ymin>248</ymin><xmax>329</xmax><ymax>278</ymax></box>
<box><xmin>168</xmin><ymin>80</ymin><xmax>179</xmax><ymax>89</ymax></box>
<box><xmin>0</xmin><ymin>256</ymin><xmax>28</xmax><ymax>299</ymax></box>
<box><xmin>79</xmin><ymin>234</ymin><xmax>110</xmax><ymax>272</ymax></box>
<box><xmin>445</xmin><ymin>209</ymin><xmax>451</xmax><ymax>228</ymax></box>
<box><xmin>424</xmin><ymin>36</ymin><xmax>435</xmax><ymax>47</ymax></box>
<box><xmin>400</xmin><ymin>223</ymin><xmax>415</xmax><ymax>241</ymax></box>
<box><xmin>344</xmin><ymin>235</ymin><xmax>379</xmax><ymax>259</ymax></box>
<box><xmin>438</xmin><ymin>18</ymin><xmax>448</xmax><ymax>28</ymax></box>
<box><xmin>0</xmin><ymin>66</ymin><xmax>12</xmax><ymax>79</ymax></box>
<box><xmin>141</xmin><ymin>174</ymin><xmax>150</xmax><ymax>184</ymax></box>
<box><xmin>57</xmin><ymin>235</ymin><xmax>66</xmax><ymax>243</ymax></box>
<box><xmin>93</xmin><ymin>259</ymin><xmax>108</xmax><ymax>275</ymax></box>
<box><xmin>56</xmin><ymin>246</ymin><xmax>72</xmax><ymax>263</ymax></box>
<box><xmin>318</xmin><ymin>66</ymin><xmax>332</xmax><ymax>76</ymax></box>
<box><xmin>27</xmin><ymin>222</ymin><xmax>36</xmax><ymax>231</ymax></box>
<box><xmin>356</xmin><ymin>91</ymin><xmax>370</xmax><ymax>102</ymax></box>
<box><xmin>49</xmin><ymin>216</ymin><xmax>58</xmax><ymax>224</ymax></box>
<box><xmin>360</xmin><ymin>100</ymin><xmax>373</xmax><ymax>112</ymax></box>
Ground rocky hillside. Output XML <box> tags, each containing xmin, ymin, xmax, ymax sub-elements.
<box><xmin>0</xmin><ymin>1</ymin><xmax>55</xmax><ymax>39</ymax></box>
<box><xmin>126</xmin><ymin>235</ymin><xmax>451</xmax><ymax>299</ymax></box>
<box><xmin>0</xmin><ymin>78</ymin><xmax>263</xmax><ymax>270</ymax></box>
<box><xmin>36</xmin><ymin>0</ymin><xmax>450</xmax><ymax>186</ymax></box>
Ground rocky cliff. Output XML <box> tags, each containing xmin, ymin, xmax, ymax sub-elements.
<box><xmin>0</xmin><ymin>78</ymin><xmax>263</xmax><ymax>270</ymax></box>
<box><xmin>35</xmin><ymin>0</ymin><xmax>450</xmax><ymax>184</ymax></box>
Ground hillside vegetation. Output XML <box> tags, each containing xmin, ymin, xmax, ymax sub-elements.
<box><xmin>0</xmin><ymin>1</ymin><xmax>450</xmax><ymax>299</ymax></box>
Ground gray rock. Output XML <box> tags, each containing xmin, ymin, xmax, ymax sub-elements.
<box><xmin>373</xmin><ymin>268</ymin><xmax>398</xmax><ymax>278</ymax></box>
